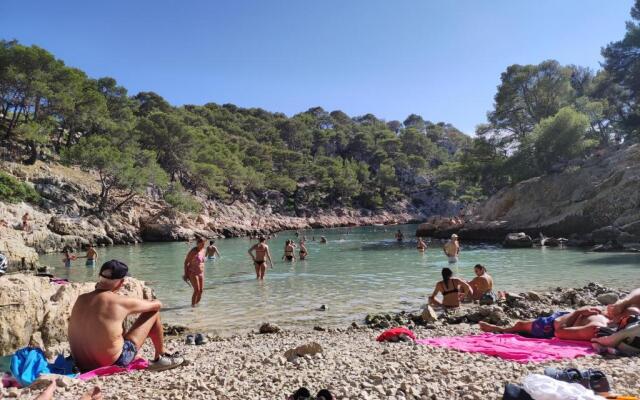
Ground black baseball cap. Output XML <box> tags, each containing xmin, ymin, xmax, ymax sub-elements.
<box><xmin>99</xmin><ymin>260</ymin><xmax>129</xmax><ymax>279</ymax></box>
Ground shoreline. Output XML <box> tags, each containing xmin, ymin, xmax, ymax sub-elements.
<box><xmin>1</xmin><ymin>278</ymin><xmax>639</xmax><ymax>399</ymax></box>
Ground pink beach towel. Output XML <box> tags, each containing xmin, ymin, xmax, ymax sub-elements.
<box><xmin>416</xmin><ymin>333</ymin><xmax>595</xmax><ymax>363</ymax></box>
<box><xmin>77</xmin><ymin>358</ymin><xmax>148</xmax><ymax>380</ymax></box>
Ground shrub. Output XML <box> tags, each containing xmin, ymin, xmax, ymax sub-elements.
<box><xmin>0</xmin><ymin>172</ymin><xmax>41</xmax><ymax>204</ymax></box>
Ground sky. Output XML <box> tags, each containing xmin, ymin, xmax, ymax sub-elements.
<box><xmin>0</xmin><ymin>1</ymin><xmax>633</xmax><ymax>134</ymax></box>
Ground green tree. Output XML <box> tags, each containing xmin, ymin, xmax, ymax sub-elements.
<box><xmin>66</xmin><ymin>136</ymin><xmax>167</xmax><ymax>212</ymax></box>
<box><xmin>532</xmin><ymin>107</ymin><xmax>590</xmax><ymax>171</ymax></box>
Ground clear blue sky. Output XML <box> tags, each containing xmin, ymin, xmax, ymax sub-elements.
<box><xmin>0</xmin><ymin>1</ymin><xmax>633</xmax><ymax>134</ymax></box>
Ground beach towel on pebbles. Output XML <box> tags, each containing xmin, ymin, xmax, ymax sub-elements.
<box><xmin>415</xmin><ymin>333</ymin><xmax>595</xmax><ymax>363</ymax></box>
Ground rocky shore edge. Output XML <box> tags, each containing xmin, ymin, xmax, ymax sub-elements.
<box><xmin>1</xmin><ymin>277</ymin><xmax>638</xmax><ymax>399</ymax></box>
<box><xmin>0</xmin><ymin>161</ymin><xmax>425</xmax><ymax>272</ymax></box>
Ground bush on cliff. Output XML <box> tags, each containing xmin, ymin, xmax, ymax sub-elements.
<box><xmin>0</xmin><ymin>172</ymin><xmax>41</xmax><ymax>204</ymax></box>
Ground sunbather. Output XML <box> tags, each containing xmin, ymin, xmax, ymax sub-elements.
<box><xmin>479</xmin><ymin>306</ymin><xmax>613</xmax><ymax>341</ymax></box>
<box><xmin>428</xmin><ymin>267</ymin><xmax>473</xmax><ymax>309</ymax></box>
<box><xmin>592</xmin><ymin>307</ymin><xmax>640</xmax><ymax>353</ymax></box>
<box><xmin>68</xmin><ymin>260</ymin><xmax>183</xmax><ymax>372</ymax></box>
<box><xmin>608</xmin><ymin>287</ymin><xmax>640</xmax><ymax>320</ymax></box>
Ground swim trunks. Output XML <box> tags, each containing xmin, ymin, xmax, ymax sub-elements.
<box><xmin>85</xmin><ymin>259</ymin><xmax>95</xmax><ymax>267</ymax></box>
<box><xmin>114</xmin><ymin>340</ymin><xmax>137</xmax><ymax>367</ymax></box>
<box><xmin>448</xmin><ymin>256</ymin><xmax>458</xmax><ymax>263</ymax></box>
<box><xmin>64</xmin><ymin>259</ymin><xmax>71</xmax><ymax>268</ymax></box>
<box><xmin>531</xmin><ymin>311</ymin><xmax>569</xmax><ymax>339</ymax></box>
<box><xmin>285</xmin><ymin>255</ymin><xmax>294</xmax><ymax>261</ymax></box>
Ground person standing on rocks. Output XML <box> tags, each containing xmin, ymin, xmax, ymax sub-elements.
<box><xmin>248</xmin><ymin>236</ymin><xmax>273</xmax><ymax>279</ymax></box>
<box><xmin>206</xmin><ymin>240</ymin><xmax>221</xmax><ymax>260</ymax></box>
<box><xmin>22</xmin><ymin>212</ymin><xmax>30</xmax><ymax>232</ymax></box>
<box><xmin>428</xmin><ymin>267</ymin><xmax>473</xmax><ymax>309</ymax></box>
<box><xmin>443</xmin><ymin>233</ymin><xmax>460</xmax><ymax>263</ymax></box>
<box><xmin>184</xmin><ymin>236</ymin><xmax>206</xmax><ymax>306</ymax></box>
<box><xmin>68</xmin><ymin>260</ymin><xmax>184</xmax><ymax>372</ymax></box>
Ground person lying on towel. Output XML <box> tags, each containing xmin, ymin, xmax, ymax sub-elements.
<box><xmin>68</xmin><ymin>260</ymin><xmax>184</xmax><ymax>372</ymax></box>
<box><xmin>592</xmin><ymin>309</ymin><xmax>640</xmax><ymax>355</ymax></box>
<box><xmin>478</xmin><ymin>306</ymin><xmax>640</xmax><ymax>341</ymax></box>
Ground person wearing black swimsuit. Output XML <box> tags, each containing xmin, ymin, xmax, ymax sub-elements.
<box><xmin>428</xmin><ymin>267</ymin><xmax>473</xmax><ymax>308</ymax></box>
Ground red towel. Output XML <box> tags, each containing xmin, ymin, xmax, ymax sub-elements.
<box><xmin>376</xmin><ymin>327</ymin><xmax>416</xmax><ymax>342</ymax></box>
<box><xmin>416</xmin><ymin>333</ymin><xmax>595</xmax><ymax>363</ymax></box>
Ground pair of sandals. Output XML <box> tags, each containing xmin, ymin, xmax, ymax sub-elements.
<box><xmin>288</xmin><ymin>387</ymin><xmax>334</xmax><ymax>400</ymax></box>
<box><xmin>185</xmin><ymin>333</ymin><xmax>207</xmax><ymax>345</ymax></box>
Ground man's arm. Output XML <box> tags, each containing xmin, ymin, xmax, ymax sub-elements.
<box><xmin>558</xmin><ymin>307</ymin><xmax>601</xmax><ymax>328</ymax></box>
<box><xmin>610</xmin><ymin>288</ymin><xmax>640</xmax><ymax>318</ymax></box>
<box><xmin>247</xmin><ymin>245</ymin><xmax>256</xmax><ymax>261</ymax></box>
<box><xmin>120</xmin><ymin>297</ymin><xmax>162</xmax><ymax>315</ymax></box>
<box><xmin>457</xmin><ymin>279</ymin><xmax>473</xmax><ymax>299</ymax></box>
<box><xmin>214</xmin><ymin>246</ymin><xmax>221</xmax><ymax>257</ymax></box>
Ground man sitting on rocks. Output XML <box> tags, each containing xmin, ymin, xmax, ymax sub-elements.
<box><xmin>479</xmin><ymin>306</ymin><xmax>629</xmax><ymax>341</ymax></box>
<box><xmin>469</xmin><ymin>264</ymin><xmax>494</xmax><ymax>303</ymax></box>
<box><xmin>68</xmin><ymin>260</ymin><xmax>183</xmax><ymax>372</ymax></box>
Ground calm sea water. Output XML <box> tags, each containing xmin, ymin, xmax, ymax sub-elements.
<box><xmin>39</xmin><ymin>224</ymin><xmax>640</xmax><ymax>333</ymax></box>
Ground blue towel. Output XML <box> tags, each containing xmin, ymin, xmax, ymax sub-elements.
<box><xmin>9</xmin><ymin>347</ymin><xmax>77</xmax><ymax>387</ymax></box>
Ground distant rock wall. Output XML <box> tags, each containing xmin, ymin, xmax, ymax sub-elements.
<box><xmin>418</xmin><ymin>144</ymin><xmax>640</xmax><ymax>248</ymax></box>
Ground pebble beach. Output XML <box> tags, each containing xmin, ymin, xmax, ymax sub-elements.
<box><xmin>5</xmin><ymin>322</ymin><xmax>639</xmax><ymax>400</ymax></box>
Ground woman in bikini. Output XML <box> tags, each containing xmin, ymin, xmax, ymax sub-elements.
<box><xmin>183</xmin><ymin>237</ymin><xmax>207</xmax><ymax>307</ymax></box>
<box><xmin>428</xmin><ymin>267</ymin><xmax>473</xmax><ymax>309</ymax></box>
<box><xmin>283</xmin><ymin>240</ymin><xmax>296</xmax><ymax>262</ymax></box>
<box><xmin>299</xmin><ymin>240</ymin><xmax>308</xmax><ymax>260</ymax></box>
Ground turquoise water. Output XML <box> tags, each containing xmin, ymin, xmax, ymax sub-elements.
<box><xmin>39</xmin><ymin>224</ymin><xmax>640</xmax><ymax>332</ymax></box>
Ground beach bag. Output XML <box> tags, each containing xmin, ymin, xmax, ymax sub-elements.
<box><xmin>480</xmin><ymin>291</ymin><xmax>497</xmax><ymax>305</ymax></box>
<box><xmin>522</xmin><ymin>374</ymin><xmax>602</xmax><ymax>400</ymax></box>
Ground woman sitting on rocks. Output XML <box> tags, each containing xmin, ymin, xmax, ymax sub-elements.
<box><xmin>428</xmin><ymin>267</ymin><xmax>473</xmax><ymax>309</ymax></box>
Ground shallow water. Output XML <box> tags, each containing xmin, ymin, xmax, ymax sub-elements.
<box><xmin>39</xmin><ymin>224</ymin><xmax>640</xmax><ymax>332</ymax></box>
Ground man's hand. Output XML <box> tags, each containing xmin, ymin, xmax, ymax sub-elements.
<box><xmin>580</xmin><ymin>307</ymin><xmax>602</xmax><ymax>317</ymax></box>
<box><xmin>607</xmin><ymin>302</ymin><xmax>626</xmax><ymax>319</ymax></box>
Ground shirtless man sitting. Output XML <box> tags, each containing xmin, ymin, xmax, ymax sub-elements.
<box><xmin>479</xmin><ymin>306</ymin><xmax>613</xmax><ymax>341</ymax></box>
<box><xmin>248</xmin><ymin>236</ymin><xmax>273</xmax><ymax>280</ymax></box>
<box><xmin>68</xmin><ymin>260</ymin><xmax>183</xmax><ymax>372</ymax></box>
<box><xmin>469</xmin><ymin>264</ymin><xmax>494</xmax><ymax>301</ymax></box>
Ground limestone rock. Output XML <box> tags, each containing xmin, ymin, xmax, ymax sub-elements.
<box><xmin>420</xmin><ymin>306</ymin><xmax>438</xmax><ymax>323</ymax></box>
<box><xmin>0</xmin><ymin>274</ymin><xmax>153</xmax><ymax>355</ymax></box>
<box><xmin>258</xmin><ymin>323</ymin><xmax>281</xmax><ymax>334</ymax></box>
<box><xmin>284</xmin><ymin>342</ymin><xmax>323</xmax><ymax>361</ymax></box>
<box><xmin>597</xmin><ymin>292</ymin><xmax>619</xmax><ymax>305</ymax></box>
<box><xmin>503</xmin><ymin>233</ymin><xmax>533</xmax><ymax>248</ymax></box>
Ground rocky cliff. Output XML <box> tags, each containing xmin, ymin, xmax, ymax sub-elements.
<box><xmin>418</xmin><ymin>144</ymin><xmax>640</xmax><ymax>248</ymax></box>
<box><xmin>0</xmin><ymin>274</ymin><xmax>153</xmax><ymax>356</ymax></box>
<box><xmin>1</xmin><ymin>161</ymin><xmax>442</xmax><ymax>270</ymax></box>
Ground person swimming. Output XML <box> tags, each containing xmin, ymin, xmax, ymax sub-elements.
<box><xmin>62</xmin><ymin>248</ymin><xmax>77</xmax><ymax>268</ymax></box>
<box><xmin>428</xmin><ymin>267</ymin><xmax>473</xmax><ymax>309</ymax></box>
<box><xmin>319</xmin><ymin>236</ymin><xmax>327</xmax><ymax>244</ymax></box>
<box><xmin>395</xmin><ymin>230</ymin><xmax>404</xmax><ymax>242</ymax></box>
<box><xmin>443</xmin><ymin>234</ymin><xmax>460</xmax><ymax>263</ymax></box>
<box><xmin>82</xmin><ymin>244</ymin><xmax>98</xmax><ymax>268</ymax></box>
<box><xmin>205</xmin><ymin>240</ymin><xmax>220</xmax><ymax>260</ymax></box>
<box><xmin>283</xmin><ymin>240</ymin><xmax>296</xmax><ymax>262</ymax></box>
<box><xmin>416</xmin><ymin>237</ymin><xmax>427</xmax><ymax>252</ymax></box>
<box><xmin>298</xmin><ymin>239</ymin><xmax>308</xmax><ymax>260</ymax></box>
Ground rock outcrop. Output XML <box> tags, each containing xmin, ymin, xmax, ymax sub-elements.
<box><xmin>0</xmin><ymin>274</ymin><xmax>154</xmax><ymax>355</ymax></box>
<box><xmin>502</xmin><ymin>232</ymin><xmax>533</xmax><ymax>248</ymax></box>
<box><xmin>417</xmin><ymin>145</ymin><xmax>640</xmax><ymax>248</ymax></box>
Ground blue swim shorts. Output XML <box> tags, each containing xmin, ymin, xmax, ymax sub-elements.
<box><xmin>531</xmin><ymin>311</ymin><xmax>569</xmax><ymax>339</ymax></box>
<box><xmin>114</xmin><ymin>340</ymin><xmax>137</xmax><ymax>367</ymax></box>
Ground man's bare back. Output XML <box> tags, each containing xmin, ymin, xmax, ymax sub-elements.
<box><xmin>69</xmin><ymin>291</ymin><xmax>129</xmax><ymax>370</ymax></box>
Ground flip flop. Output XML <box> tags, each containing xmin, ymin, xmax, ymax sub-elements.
<box><xmin>185</xmin><ymin>334</ymin><xmax>195</xmax><ymax>345</ymax></box>
<box><xmin>195</xmin><ymin>333</ymin><xmax>208</xmax><ymax>345</ymax></box>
